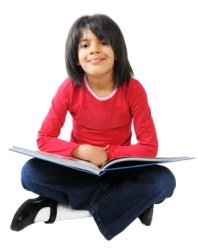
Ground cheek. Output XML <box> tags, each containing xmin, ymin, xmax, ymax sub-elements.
<box><xmin>109</xmin><ymin>51</ymin><xmax>115</xmax><ymax>63</ymax></box>
<box><xmin>77</xmin><ymin>52</ymin><xmax>85</xmax><ymax>66</ymax></box>
<box><xmin>109</xmin><ymin>56</ymin><xmax>115</xmax><ymax>67</ymax></box>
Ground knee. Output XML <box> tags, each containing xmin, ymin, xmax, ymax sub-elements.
<box><xmin>156</xmin><ymin>166</ymin><xmax>176</xmax><ymax>197</ymax></box>
<box><xmin>21</xmin><ymin>158</ymin><xmax>40</xmax><ymax>189</ymax></box>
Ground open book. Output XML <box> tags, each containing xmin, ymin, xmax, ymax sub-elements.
<box><xmin>9</xmin><ymin>146</ymin><xmax>194</xmax><ymax>176</ymax></box>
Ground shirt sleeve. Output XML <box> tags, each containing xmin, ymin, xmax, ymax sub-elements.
<box><xmin>37</xmin><ymin>80</ymin><xmax>79</xmax><ymax>157</ymax></box>
<box><xmin>107</xmin><ymin>80</ymin><xmax>158</xmax><ymax>159</ymax></box>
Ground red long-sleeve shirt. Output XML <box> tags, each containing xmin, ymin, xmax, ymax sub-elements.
<box><xmin>37</xmin><ymin>77</ymin><xmax>158</xmax><ymax>159</ymax></box>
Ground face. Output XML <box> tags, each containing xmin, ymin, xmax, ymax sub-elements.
<box><xmin>77</xmin><ymin>28</ymin><xmax>115</xmax><ymax>80</ymax></box>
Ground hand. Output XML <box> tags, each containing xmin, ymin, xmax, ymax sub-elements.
<box><xmin>72</xmin><ymin>144</ymin><xmax>109</xmax><ymax>166</ymax></box>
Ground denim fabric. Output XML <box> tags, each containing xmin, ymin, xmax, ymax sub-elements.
<box><xmin>21</xmin><ymin>158</ymin><xmax>176</xmax><ymax>240</ymax></box>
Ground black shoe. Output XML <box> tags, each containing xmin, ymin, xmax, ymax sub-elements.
<box><xmin>139</xmin><ymin>204</ymin><xmax>154</xmax><ymax>226</ymax></box>
<box><xmin>10</xmin><ymin>196</ymin><xmax>58</xmax><ymax>231</ymax></box>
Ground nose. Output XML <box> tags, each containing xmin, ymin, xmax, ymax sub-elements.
<box><xmin>90</xmin><ymin>41</ymin><xmax>100</xmax><ymax>54</ymax></box>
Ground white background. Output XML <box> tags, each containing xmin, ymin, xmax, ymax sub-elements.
<box><xmin>0</xmin><ymin>0</ymin><xmax>197</xmax><ymax>249</ymax></box>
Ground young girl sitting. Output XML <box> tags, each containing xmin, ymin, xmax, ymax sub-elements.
<box><xmin>10</xmin><ymin>14</ymin><xmax>176</xmax><ymax>240</ymax></box>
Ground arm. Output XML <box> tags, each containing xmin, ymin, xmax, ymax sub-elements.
<box><xmin>107</xmin><ymin>80</ymin><xmax>158</xmax><ymax>159</ymax></box>
<box><xmin>37</xmin><ymin>80</ymin><xmax>79</xmax><ymax>157</ymax></box>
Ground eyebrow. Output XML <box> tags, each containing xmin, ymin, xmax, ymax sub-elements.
<box><xmin>79</xmin><ymin>39</ymin><xmax>89</xmax><ymax>42</ymax></box>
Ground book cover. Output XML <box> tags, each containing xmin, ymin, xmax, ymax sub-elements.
<box><xmin>9</xmin><ymin>146</ymin><xmax>194</xmax><ymax>176</ymax></box>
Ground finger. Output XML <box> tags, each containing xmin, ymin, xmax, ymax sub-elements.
<box><xmin>103</xmin><ymin>145</ymin><xmax>110</xmax><ymax>150</ymax></box>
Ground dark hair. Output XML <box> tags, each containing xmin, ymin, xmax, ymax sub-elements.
<box><xmin>65</xmin><ymin>14</ymin><xmax>134</xmax><ymax>87</ymax></box>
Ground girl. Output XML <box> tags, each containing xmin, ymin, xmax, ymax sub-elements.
<box><xmin>10</xmin><ymin>14</ymin><xmax>176</xmax><ymax>240</ymax></box>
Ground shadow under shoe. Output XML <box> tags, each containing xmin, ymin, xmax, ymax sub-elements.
<box><xmin>139</xmin><ymin>204</ymin><xmax>154</xmax><ymax>226</ymax></box>
<box><xmin>10</xmin><ymin>196</ymin><xmax>58</xmax><ymax>231</ymax></box>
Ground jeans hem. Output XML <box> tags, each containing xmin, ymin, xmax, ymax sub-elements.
<box><xmin>89</xmin><ymin>205</ymin><xmax>113</xmax><ymax>240</ymax></box>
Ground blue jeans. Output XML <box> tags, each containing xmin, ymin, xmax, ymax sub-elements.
<box><xmin>21</xmin><ymin>158</ymin><xmax>176</xmax><ymax>240</ymax></box>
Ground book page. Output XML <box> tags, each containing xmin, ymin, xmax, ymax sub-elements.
<box><xmin>101</xmin><ymin>155</ymin><xmax>194</xmax><ymax>173</ymax></box>
<box><xmin>10</xmin><ymin>146</ymin><xmax>100</xmax><ymax>175</ymax></box>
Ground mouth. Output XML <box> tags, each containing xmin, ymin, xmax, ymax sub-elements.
<box><xmin>88</xmin><ymin>57</ymin><xmax>105</xmax><ymax>64</ymax></box>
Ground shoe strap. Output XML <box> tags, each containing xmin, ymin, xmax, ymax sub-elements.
<box><xmin>45</xmin><ymin>200</ymin><xmax>58</xmax><ymax>224</ymax></box>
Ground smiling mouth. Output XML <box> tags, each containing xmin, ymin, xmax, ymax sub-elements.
<box><xmin>88</xmin><ymin>58</ymin><xmax>104</xmax><ymax>64</ymax></box>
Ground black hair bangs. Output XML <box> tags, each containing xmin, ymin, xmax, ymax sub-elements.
<box><xmin>72</xmin><ymin>14</ymin><xmax>119</xmax><ymax>49</ymax></box>
<box><xmin>86</xmin><ymin>15</ymin><xmax>117</xmax><ymax>45</ymax></box>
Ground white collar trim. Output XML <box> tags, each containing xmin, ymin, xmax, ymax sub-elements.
<box><xmin>84</xmin><ymin>76</ymin><xmax>117</xmax><ymax>101</ymax></box>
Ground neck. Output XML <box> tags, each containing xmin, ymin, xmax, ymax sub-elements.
<box><xmin>86</xmin><ymin>74</ymin><xmax>115</xmax><ymax>97</ymax></box>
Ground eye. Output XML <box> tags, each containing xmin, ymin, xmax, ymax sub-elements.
<box><xmin>79</xmin><ymin>41</ymin><xmax>89</xmax><ymax>49</ymax></box>
<box><xmin>101</xmin><ymin>40</ymin><xmax>108</xmax><ymax>46</ymax></box>
<box><xmin>80</xmin><ymin>44</ymin><xmax>88</xmax><ymax>48</ymax></box>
